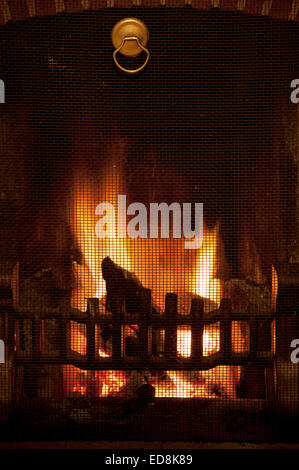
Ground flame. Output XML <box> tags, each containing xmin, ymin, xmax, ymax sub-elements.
<box><xmin>177</xmin><ymin>325</ymin><xmax>219</xmax><ymax>358</ymax></box>
<box><xmin>193</xmin><ymin>225</ymin><xmax>221</xmax><ymax>361</ymax></box>
<box><xmin>191</xmin><ymin>224</ymin><xmax>221</xmax><ymax>308</ymax></box>
<box><xmin>177</xmin><ymin>326</ymin><xmax>192</xmax><ymax>358</ymax></box>
<box><xmin>163</xmin><ymin>371</ymin><xmax>195</xmax><ymax>398</ymax></box>
<box><xmin>64</xmin><ymin>137</ymin><xmax>130</xmax><ymax>397</ymax></box>
<box><xmin>65</xmin><ymin>321</ymin><xmax>126</xmax><ymax>397</ymax></box>
<box><xmin>157</xmin><ymin>223</ymin><xmax>238</xmax><ymax>399</ymax></box>
<box><xmin>69</xmin><ymin>137</ymin><xmax>131</xmax><ymax>308</ymax></box>
<box><xmin>98</xmin><ymin>349</ymin><xmax>111</xmax><ymax>358</ymax></box>
<box><xmin>95</xmin><ymin>370</ymin><xmax>127</xmax><ymax>397</ymax></box>
<box><xmin>65</xmin><ymin>136</ymin><xmax>241</xmax><ymax>399</ymax></box>
<box><xmin>153</xmin><ymin>224</ymin><xmax>237</xmax><ymax>399</ymax></box>
<box><xmin>271</xmin><ymin>265</ymin><xmax>277</xmax><ymax>354</ymax></box>
<box><xmin>203</xmin><ymin>327</ymin><xmax>220</xmax><ymax>356</ymax></box>
<box><xmin>272</xmin><ymin>264</ymin><xmax>278</xmax><ymax>311</ymax></box>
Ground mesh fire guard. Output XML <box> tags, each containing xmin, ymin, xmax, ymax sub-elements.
<box><xmin>0</xmin><ymin>2</ymin><xmax>298</xmax><ymax>445</ymax></box>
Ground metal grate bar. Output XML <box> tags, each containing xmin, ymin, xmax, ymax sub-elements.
<box><xmin>11</xmin><ymin>290</ymin><xmax>277</xmax><ymax>370</ymax></box>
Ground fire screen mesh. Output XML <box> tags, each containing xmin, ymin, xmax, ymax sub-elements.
<box><xmin>0</xmin><ymin>7</ymin><xmax>298</xmax><ymax>442</ymax></box>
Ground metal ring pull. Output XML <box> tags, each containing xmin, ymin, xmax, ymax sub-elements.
<box><xmin>111</xmin><ymin>18</ymin><xmax>150</xmax><ymax>74</ymax></box>
<box><xmin>113</xmin><ymin>36</ymin><xmax>150</xmax><ymax>74</ymax></box>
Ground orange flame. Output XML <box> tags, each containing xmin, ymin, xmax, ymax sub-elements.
<box><xmin>65</xmin><ymin>139</ymin><xmax>241</xmax><ymax>399</ymax></box>
<box><xmin>177</xmin><ymin>325</ymin><xmax>220</xmax><ymax>359</ymax></box>
<box><xmin>69</xmin><ymin>137</ymin><xmax>131</xmax><ymax>309</ymax></box>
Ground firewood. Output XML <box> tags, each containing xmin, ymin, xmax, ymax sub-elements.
<box><xmin>101</xmin><ymin>256</ymin><xmax>160</xmax><ymax>315</ymax></box>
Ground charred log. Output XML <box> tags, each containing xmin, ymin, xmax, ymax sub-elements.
<box><xmin>102</xmin><ymin>256</ymin><xmax>160</xmax><ymax>316</ymax></box>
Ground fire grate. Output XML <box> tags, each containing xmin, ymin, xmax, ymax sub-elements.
<box><xmin>0</xmin><ymin>260</ymin><xmax>298</xmax><ymax>442</ymax></box>
<box><xmin>1</xmin><ymin>259</ymin><xmax>293</xmax><ymax>400</ymax></box>
<box><xmin>11</xmin><ymin>283</ymin><xmax>276</xmax><ymax>372</ymax></box>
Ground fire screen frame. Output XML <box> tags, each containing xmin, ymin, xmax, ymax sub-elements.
<box><xmin>0</xmin><ymin>0</ymin><xmax>298</xmax><ymax>443</ymax></box>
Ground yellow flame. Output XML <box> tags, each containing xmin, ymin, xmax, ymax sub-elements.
<box><xmin>177</xmin><ymin>326</ymin><xmax>219</xmax><ymax>358</ymax></box>
<box><xmin>96</xmin><ymin>371</ymin><xmax>126</xmax><ymax>397</ymax></box>
<box><xmin>203</xmin><ymin>327</ymin><xmax>220</xmax><ymax>357</ymax></box>
<box><xmin>191</xmin><ymin>224</ymin><xmax>221</xmax><ymax>309</ymax></box>
<box><xmin>166</xmin><ymin>371</ymin><xmax>194</xmax><ymax>398</ymax></box>
<box><xmin>70</xmin><ymin>157</ymin><xmax>131</xmax><ymax>307</ymax></box>
<box><xmin>177</xmin><ymin>326</ymin><xmax>192</xmax><ymax>358</ymax></box>
<box><xmin>66</xmin><ymin>136</ymin><xmax>242</xmax><ymax>398</ymax></box>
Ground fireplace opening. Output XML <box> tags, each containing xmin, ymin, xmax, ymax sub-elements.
<box><xmin>0</xmin><ymin>7</ymin><xmax>298</xmax><ymax>442</ymax></box>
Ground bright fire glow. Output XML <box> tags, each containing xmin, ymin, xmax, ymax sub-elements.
<box><xmin>272</xmin><ymin>264</ymin><xmax>278</xmax><ymax>311</ymax></box>
<box><xmin>65</xmin><ymin>137</ymin><xmax>242</xmax><ymax>399</ymax></box>
<box><xmin>69</xmin><ymin>136</ymin><xmax>131</xmax><ymax>308</ymax></box>
<box><xmin>177</xmin><ymin>327</ymin><xmax>192</xmax><ymax>358</ymax></box>
<box><xmin>203</xmin><ymin>327</ymin><xmax>220</xmax><ymax>357</ymax></box>
<box><xmin>177</xmin><ymin>326</ymin><xmax>219</xmax><ymax>358</ymax></box>
<box><xmin>191</xmin><ymin>224</ymin><xmax>221</xmax><ymax>309</ymax></box>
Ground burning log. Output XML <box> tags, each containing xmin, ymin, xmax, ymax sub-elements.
<box><xmin>101</xmin><ymin>256</ymin><xmax>159</xmax><ymax>374</ymax></box>
<box><xmin>101</xmin><ymin>256</ymin><xmax>160</xmax><ymax>316</ymax></box>
<box><xmin>100</xmin><ymin>257</ymin><xmax>239</xmax><ymax>399</ymax></box>
<box><xmin>101</xmin><ymin>256</ymin><xmax>216</xmax><ymax>315</ymax></box>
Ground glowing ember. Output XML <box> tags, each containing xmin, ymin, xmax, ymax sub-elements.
<box><xmin>98</xmin><ymin>349</ymin><xmax>111</xmax><ymax>358</ymax></box>
<box><xmin>163</xmin><ymin>371</ymin><xmax>195</xmax><ymax>398</ymax></box>
<box><xmin>95</xmin><ymin>370</ymin><xmax>127</xmax><ymax>397</ymax></box>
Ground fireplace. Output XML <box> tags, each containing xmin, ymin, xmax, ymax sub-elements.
<box><xmin>0</xmin><ymin>2</ymin><xmax>298</xmax><ymax>444</ymax></box>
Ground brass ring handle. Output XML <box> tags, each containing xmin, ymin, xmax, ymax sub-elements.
<box><xmin>113</xmin><ymin>36</ymin><xmax>150</xmax><ymax>74</ymax></box>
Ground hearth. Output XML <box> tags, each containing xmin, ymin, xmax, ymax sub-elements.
<box><xmin>0</xmin><ymin>3</ymin><xmax>298</xmax><ymax>443</ymax></box>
